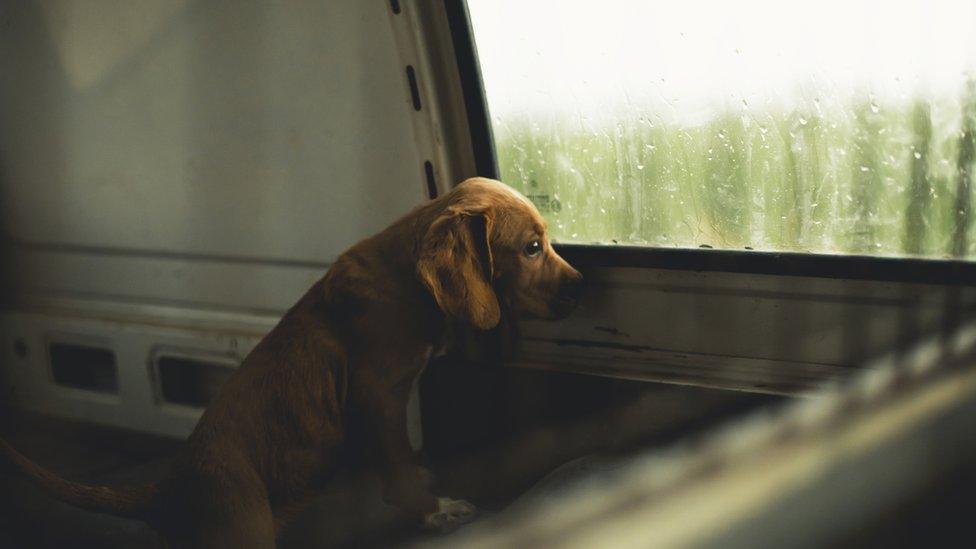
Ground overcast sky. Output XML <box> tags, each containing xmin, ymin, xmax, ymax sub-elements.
<box><xmin>468</xmin><ymin>0</ymin><xmax>976</xmax><ymax>125</ymax></box>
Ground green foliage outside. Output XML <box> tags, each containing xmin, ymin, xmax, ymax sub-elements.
<box><xmin>496</xmin><ymin>84</ymin><xmax>976</xmax><ymax>259</ymax></box>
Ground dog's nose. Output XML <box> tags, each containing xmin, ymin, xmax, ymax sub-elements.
<box><xmin>559</xmin><ymin>271</ymin><xmax>585</xmax><ymax>301</ymax></box>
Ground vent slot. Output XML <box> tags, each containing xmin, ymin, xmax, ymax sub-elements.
<box><xmin>424</xmin><ymin>160</ymin><xmax>438</xmax><ymax>199</ymax></box>
<box><xmin>406</xmin><ymin>65</ymin><xmax>422</xmax><ymax>110</ymax></box>
<box><xmin>156</xmin><ymin>356</ymin><xmax>235</xmax><ymax>408</ymax></box>
<box><xmin>49</xmin><ymin>343</ymin><xmax>118</xmax><ymax>393</ymax></box>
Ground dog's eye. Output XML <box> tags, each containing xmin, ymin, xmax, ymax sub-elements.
<box><xmin>524</xmin><ymin>240</ymin><xmax>542</xmax><ymax>257</ymax></box>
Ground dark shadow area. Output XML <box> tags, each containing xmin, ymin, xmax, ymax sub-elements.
<box><xmin>836</xmin><ymin>462</ymin><xmax>976</xmax><ymax>549</ymax></box>
<box><xmin>155</xmin><ymin>356</ymin><xmax>234</xmax><ymax>408</ymax></box>
<box><xmin>0</xmin><ymin>410</ymin><xmax>175</xmax><ymax>549</ymax></box>
<box><xmin>49</xmin><ymin>343</ymin><xmax>119</xmax><ymax>394</ymax></box>
<box><xmin>420</xmin><ymin>355</ymin><xmax>782</xmax><ymax>511</ymax></box>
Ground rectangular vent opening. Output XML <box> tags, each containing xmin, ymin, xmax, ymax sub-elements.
<box><xmin>157</xmin><ymin>356</ymin><xmax>235</xmax><ymax>408</ymax></box>
<box><xmin>49</xmin><ymin>343</ymin><xmax>118</xmax><ymax>393</ymax></box>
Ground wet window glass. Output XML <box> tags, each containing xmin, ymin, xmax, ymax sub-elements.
<box><xmin>467</xmin><ymin>0</ymin><xmax>976</xmax><ymax>259</ymax></box>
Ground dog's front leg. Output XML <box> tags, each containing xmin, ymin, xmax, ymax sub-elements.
<box><xmin>352</xmin><ymin>364</ymin><xmax>476</xmax><ymax>532</ymax></box>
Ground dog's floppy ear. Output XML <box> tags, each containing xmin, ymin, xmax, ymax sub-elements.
<box><xmin>417</xmin><ymin>204</ymin><xmax>500</xmax><ymax>330</ymax></box>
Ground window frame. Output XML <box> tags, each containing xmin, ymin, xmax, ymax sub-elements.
<box><xmin>445</xmin><ymin>0</ymin><xmax>976</xmax><ymax>287</ymax></box>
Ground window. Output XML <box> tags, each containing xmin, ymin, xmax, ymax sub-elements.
<box><xmin>466</xmin><ymin>0</ymin><xmax>976</xmax><ymax>260</ymax></box>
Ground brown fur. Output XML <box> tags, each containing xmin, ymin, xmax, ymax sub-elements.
<box><xmin>0</xmin><ymin>177</ymin><xmax>582</xmax><ymax>548</ymax></box>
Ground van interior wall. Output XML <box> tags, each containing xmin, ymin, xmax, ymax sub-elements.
<box><xmin>0</xmin><ymin>0</ymin><xmax>433</xmax><ymax>435</ymax></box>
<box><xmin>0</xmin><ymin>0</ymin><xmax>430</xmax><ymax>312</ymax></box>
<box><xmin>1</xmin><ymin>1</ymin><xmax>975</xmax><ymax>543</ymax></box>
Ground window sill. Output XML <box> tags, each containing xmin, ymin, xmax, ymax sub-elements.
<box><xmin>555</xmin><ymin>243</ymin><xmax>976</xmax><ymax>287</ymax></box>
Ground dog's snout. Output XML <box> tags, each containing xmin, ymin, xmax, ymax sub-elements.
<box><xmin>559</xmin><ymin>270</ymin><xmax>585</xmax><ymax>301</ymax></box>
<box><xmin>549</xmin><ymin>269</ymin><xmax>583</xmax><ymax>319</ymax></box>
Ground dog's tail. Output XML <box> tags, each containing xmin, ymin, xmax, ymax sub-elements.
<box><xmin>1</xmin><ymin>436</ymin><xmax>157</xmax><ymax>521</ymax></box>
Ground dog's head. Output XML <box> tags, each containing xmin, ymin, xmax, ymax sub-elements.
<box><xmin>417</xmin><ymin>177</ymin><xmax>583</xmax><ymax>330</ymax></box>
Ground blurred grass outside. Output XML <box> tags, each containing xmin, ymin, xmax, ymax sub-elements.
<box><xmin>496</xmin><ymin>83</ymin><xmax>976</xmax><ymax>260</ymax></box>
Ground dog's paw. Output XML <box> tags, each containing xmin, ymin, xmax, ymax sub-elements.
<box><xmin>423</xmin><ymin>497</ymin><xmax>477</xmax><ymax>532</ymax></box>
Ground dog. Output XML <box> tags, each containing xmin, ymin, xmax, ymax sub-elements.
<box><xmin>0</xmin><ymin>177</ymin><xmax>583</xmax><ymax>548</ymax></box>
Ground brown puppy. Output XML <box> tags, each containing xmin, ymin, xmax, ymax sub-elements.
<box><xmin>0</xmin><ymin>177</ymin><xmax>583</xmax><ymax>548</ymax></box>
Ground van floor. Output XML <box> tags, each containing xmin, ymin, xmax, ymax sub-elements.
<box><xmin>0</xmin><ymin>409</ymin><xmax>422</xmax><ymax>548</ymax></box>
<box><xmin>0</xmin><ymin>381</ymin><xmax>776</xmax><ymax>548</ymax></box>
<box><xmin>2</xmin><ymin>380</ymin><xmax>974</xmax><ymax>548</ymax></box>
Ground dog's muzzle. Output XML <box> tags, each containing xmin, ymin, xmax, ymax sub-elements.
<box><xmin>551</xmin><ymin>270</ymin><xmax>584</xmax><ymax>317</ymax></box>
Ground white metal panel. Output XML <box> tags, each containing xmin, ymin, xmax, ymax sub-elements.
<box><xmin>4</xmin><ymin>246</ymin><xmax>324</xmax><ymax>314</ymax></box>
<box><xmin>0</xmin><ymin>305</ymin><xmax>272</xmax><ymax>437</ymax></box>
<box><xmin>0</xmin><ymin>0</ymin><xmax>427</xmax><ymax>287</ymax></box>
